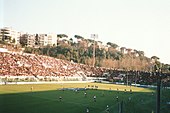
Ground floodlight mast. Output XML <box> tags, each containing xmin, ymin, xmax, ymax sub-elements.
<box><xmin>151</xmin><ymin>58</ymin><xmax>161</xmax><ymax>113</ymax></box>
<box><xmin>156</xmin><ymin>70</ymin><xmax>161</xmax><ymax>113</ymax></box>
<box><xmin>91</xmin><ymin>34</ymin><xmax>98</xmax><ymax>67</ymax></box>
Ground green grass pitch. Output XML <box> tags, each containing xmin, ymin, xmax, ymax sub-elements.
<box><xmin>0</xmin><ymin>83</ymin><xmax>170</xmax><ymax>113</ymax></box>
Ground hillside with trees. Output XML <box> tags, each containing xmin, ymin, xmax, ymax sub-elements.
<box><xmin>22</xmin><ymin>34</ymin><xmax>170</xmax><ymax>72</ymax></box>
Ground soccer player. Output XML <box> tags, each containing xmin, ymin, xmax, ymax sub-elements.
<box><xmin>95</xmin><ymin>85</ymin><xmax>98</xmax><ymax>90</ymax></box>
<box><xmin>84</xmin><ymin>92</ymin><xmax>87</xmax><ymax>97</ymax></box>
<box><xmin>102</xmin><ymin>92</ymin><xmax>104</xmax><ymax>97</ymax></box>
<box><xmin>94</xmin><ymin>95</ymin><xmax>96</xmax><ymax>102</ymax></box>
<box><xmin>59</xmin><ymin>96</ymin><xmax>62</xmax><ymax>101</ymax></box>
<box><xmin>96</xmin><ymin>86</ymin><xmax>98</xmax><ymax>89</ymax></box>
<box><xmin>141</xmin><ymin>99</ymin><xmax>144</xmax><ymax>104</ymax></box>
<box><xmin>117</xmin><ymin>88</ymin><xmax>119</xmax><ymax>93</ymax></box>
<box><xmin>116</xmin><ymin>96</ymin><xmax>119</xmax><ymax>101</ymax></box>
<box><xmin>152</xmin><ymin>92</ymin><xmax>154</xmax><ymax>96</ymax></box>
<box><xmin>109</xmin><ymin>88</ymin><xmax>112</xmax><ymax>92</ymax></box>
<box><xmin>124</xmin><ymin>89</ymin><xmax>126</xmax><ymax>93</ymax></box>
<box><xmin>86</xmin><ymin>107</ymin><xmax>89</xmax><ymax>113</ymax></box>
<box><xmin>31</xmin><ymin>86</ymin><xmax>33</xmax><ymax>92</ymax></box>
<box><xmin>130</xmin><ymin>89</ymin><xmax>132</xmax><ymax>94</ymax></box>
<box><xmin>128</xmin><ymin>97</ymin><xmax>131</xmax><ymax>101</ymax></box>
<box><xmin>75</xmin><ymin>89</ymin><xmax>78</xmax><ymax>93</ymax></box>
<box><xmin>106</xmin><ymin>105</ymin><xmax>110</xmax><ymax>113</ymax></box>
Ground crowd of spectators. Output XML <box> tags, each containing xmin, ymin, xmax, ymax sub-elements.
<box><xmin>107</xmin><ymin>69</ymin><xmax>170</xmax><ymax>86</ymax></box>
<box><xmin>0</xmin><ymin>51</ymin><xmax>107</xmax><ymax>79</ymax></box>
<box><xmin>0</xmin><ymin>51</ymin><xmax>169</xmax><ymax>86</ymax></box>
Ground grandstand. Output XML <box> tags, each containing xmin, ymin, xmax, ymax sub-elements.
<box><xmin>0</xmin><ymin>49</ymin><xmax>170</xmax><ymax>113</ymax></box>
<box><xmin>0</xmin><ymin>50</ymin><xmax>108</xmax><ymax>83</ymax></box>
<box><xmin>0</xmin><ymin>50</ymin><xmax>170</xmax><ymax>87</ymax></box>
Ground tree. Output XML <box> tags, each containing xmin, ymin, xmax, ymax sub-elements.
<box><xmin>107</xmin><ymin>42</ymin><xmax>119</xmax><ymax>49</ymax></box>
<box><xmin>162</xmin><ymin>64</ymin><xmax>170</xmax><ymax>73</ymax></box>
<box><xmin>114</xmin><ymin>51</ymin><xmax>123</xmax><ymax>60</ymax></box>
<box><xmin>133</xmin><ymin>49</ymin><xmax>139</xmax><ymax>57</ymax></box>
<box><xmin>24</xmin><ymin>47</ymin><xmax>33</xmax><ymax>53</ymax></box>
<box><xmin>151</xmin><ymin>56</ymin><xmax>160</xmax><ymax>61</ymax></box>
<box><xmin>57</xmin><ymin>34</ymin><xmax>68</xmax><ymax>38</ymax></box>
<box><xmin>138</xmin><ymin>51</ymin><xmax>145</xmax><ymax>57</ymax></box>
<box><xmin>87</xmin><ymin>39</ymin><xmax>93</xmax><ymax>43</ymax></box>
<box><xmin>151</xmin><ymin>56</ymin><xmax>161</xmax><ymax>72</ymax></box>
<box><xmin>35</xmin><ymin>34</ymin><xmax>39</xmax><ymax>45</ymax></box>
<box><xmin>74</xmin><ymin>35</ymin><xmax>84</xmax><ymax>40</ymax></box>
<box><xmin>20</xmin><ymin>34</ymin><xmax>28</xmax><ymax>47</ymax></box>
<box><xmin>126</xmin><ymin>48</ymin><xmax>132</xmax><ymax>55</ymax></box>
<box><xmin>120</xmin><ymin>47</ymin><xmax>126</xmax><ymax>54</ymax></box>
<box><xmin>12</xmin><ymin>38</ymin><xmax>16</xmax><ymax>43</ymax></box>
<box><xmin>21</xmin><ymin>33</ymin><xmax>166</xmax><ymax>71</ymax></box>
<box><xmin>69</xmin><ymin>38</ymin><xmax>73</xmax><ymax>45</ymax></box>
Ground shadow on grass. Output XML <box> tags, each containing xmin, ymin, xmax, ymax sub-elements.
<box><xmin>0</xmin><ymin>87</ymin><xmax>170</xmax><ymax>113</ymax></box>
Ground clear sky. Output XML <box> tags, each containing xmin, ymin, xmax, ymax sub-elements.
<box><xmin>0</xmin><ymin>0</ymin><xmax>170</xmax><ymax>64</ymax></box>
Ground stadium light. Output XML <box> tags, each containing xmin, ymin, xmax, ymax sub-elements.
<box><xmin>151</xmin><ymin>57</ymin><xmax>161</xmax><ymax>113</ymax></box>
<box><xmin>155</xmin><ymin>67</ymin><xmax>161</xmax><ymax>113</ymax></box>
<box><xmin>126</xmin><ymin>69</ymin><xmax>129</xmax><ymax>86</ymax></box>
<box><xmin>91</xmin><ymin>34</ymin><xmax>98</xmax><ymax>67</ymax></box>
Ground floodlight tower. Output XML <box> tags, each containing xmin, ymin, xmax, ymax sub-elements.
<box><xmin>151</xmin><ymin>57</ymin><xmax>161</xmax><ymax>113</ymax></box>
<box><xmin>91</xmin><ymin>34</ymin><xmax>98</xmax><ymax>67</ymax></box>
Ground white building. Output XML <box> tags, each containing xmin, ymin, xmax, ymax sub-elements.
<box><xmin>47</xmin><ymin>33</ymin><xmax>57</xmax><ymax>46</ymax></box>
<box><xmin>0</xmin><ymin>27</ymin><xmax>57</xmax><ymax>47</ymax></box>
<box><xmin>27</xmin><ymin>34</ymin><xmax>35</xmax><ymax>47</ymax></box>
<box><xmin>0</xmin><ymin>27</ymin><xmax>21</xmax><ymax>45</ymax></box>
<box><xmin>39</xmin><ymin>34</ymin><xmax>48</xmax><ymax>46</ymax></box>
<box><xmin>20</xmin><ymin>34</ymin><xmax>35</xmax><ymax>47</ymax></box>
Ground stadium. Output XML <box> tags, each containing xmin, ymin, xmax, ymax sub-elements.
<box><xmin>0</xmin><ymin>48</ymin><xmax>170</xmax><ymax>113</ymax></box>
<box><xmin>1</xmin><ymin>1</ymin><xmax>170</xmax><ymax>112</ymax></box>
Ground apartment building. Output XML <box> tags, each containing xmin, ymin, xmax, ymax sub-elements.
<box><xmin>0</xmin><ymin>27</ymin><xmax>21</xmax><ymax>45</ymax></box>
<box><xmin>35</xmin><ymin>33</ymin><xmax>57</xmax><ymax>47</ymax></box>
<box><xmin>47</xmin><ymin>33</ymin><xmax>57</xmax><ymax>46</ymax></box>
<box><xmin>20</xmin><ymin>34</ymin><xmax>35</xmax><ymax>47</ymax></box>
<box><xmin>38</xmin><ymin>34</ymin><xmax>48</xmax><ymax>46</ymax></box>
